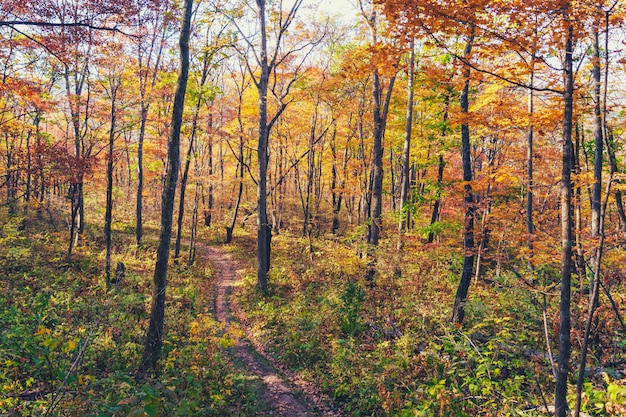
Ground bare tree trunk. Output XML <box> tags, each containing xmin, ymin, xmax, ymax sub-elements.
<box><xmin>427</xmin><ymin>91</ymin><xmax>450</xmax><ymax>244</ymax></box>
<box><xmin>188</xmin><ymin>180</ymin><xmax>200</xmax><ymax>266</ymax></box>
<box><xmin>555</xmin><ymin>7</ymin><xmax>574</xmax><ymax>416</ymax></box>
<box><xmin>256</xmin><ymin>0</ymin><xmax>271</xmax><ymax>295</ymax></box>
<box><xmin>398</xmin><ymin>39</ymin><xmax>415</xmax><ymax>246</ymax></box>
<box><xmin>574</xmin><ymin>174</ymin><xmax>612</xmax><ymax>417</ymax></box>
<box><xmin>226</xmin><ymin>130</ymin><xmax>245</xmax><ymax>243</ymax></box>
<box><xmin>526</xmin><ymin>49</ymin><xmax>535</xmax><ymax>264</ymax></box>
<box><xmin>452</xmin><ymin>29</ymin><xmax>475</xmax><ymax>325</ymax></box>
<box><xmin>361</xmin><ymin>5</ymin><xmax>397</xmax><ymax>247</ymax></box>
<box><xmin>104</xmin><ymin>76</ymin><xmax>120</xmax><ymax>287</ymax></box>
<box><xmin>139</xmin><ymin>0</ymin><xmax>192</xmax><ymax>374</ymax></box>
<box><xmin>136</xmin><ymin>107</ymin><xmax>147</xmax><ymax>246</ymax></box>
<box><xmin>136</xmin><ymin>20</ymin><xmax>166</xmax><ymax>247</ymax></box>
<box><xmin>591</xmin><ymin>27</ymin><xmax>602</xmax><ymax>238</ymax></box>
<box><xmin>174</xmin><ymin>64</ymin><xmax>209</xmax><ymax>262</ymax></box>
<box><xmin>606</xmin><ymin>130</ymin><xmax>626</xmax><ymax>229</ymax></box>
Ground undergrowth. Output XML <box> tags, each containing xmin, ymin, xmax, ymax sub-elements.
<box><xmin>232</xmin><ymin>230</ymin><xmax>626</xmax><ymax>416</ymax></box>
<box><xmin>0</xmin><ymin>209</ymin><xmax>269</xmax><ymax>417</ymax></box>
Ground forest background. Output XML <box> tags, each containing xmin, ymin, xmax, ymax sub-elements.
<box><xmin>0</xmin><ymin>0</ymin><xmax>625</xmax><ymax>416</ymax></box>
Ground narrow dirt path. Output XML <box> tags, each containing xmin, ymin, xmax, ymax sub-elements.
<box><xmin>203</xmin><ymin>244</ymin><xmax>341</xmax><ymax>417</ymax></box>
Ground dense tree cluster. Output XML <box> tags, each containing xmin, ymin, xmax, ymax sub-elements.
<box><xmin>1</xmin><ymin>0</ymin><xmax>625</xmax><ymax>415</ymax></box>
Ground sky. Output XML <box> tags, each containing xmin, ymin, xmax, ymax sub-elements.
<box><xmin>300</xmin><ymin>0</ymin><xmax>360</xmax><ymax>22</ymax></box>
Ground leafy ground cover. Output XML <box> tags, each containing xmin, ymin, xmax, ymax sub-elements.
<box><xmin>0</xmin><ymin>209</ymin><xmax>270</xmax><ymax>417</ymax></box>
<box><xmin>1</xmin><ymin>204</ymin><xmax>624</xmax><ymax>416</ymax></box>
<box><xmin>231</xmin><ymin>229</ymin><xmax>626</xmax><ymax>416</ymax></box>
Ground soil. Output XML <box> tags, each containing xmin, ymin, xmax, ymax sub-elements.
<box><xmin>204</xmin><ymin>244</ymin><xmax>342</xmax><ymax>417</ymax></box>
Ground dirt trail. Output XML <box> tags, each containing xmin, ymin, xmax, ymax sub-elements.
<box><xmin>204</xmin><ymin>244</ymin><xmax>341</xmax><ymax>417</ymax></box>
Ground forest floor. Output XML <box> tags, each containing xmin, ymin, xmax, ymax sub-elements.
<box><xmin>203</xmin><ymin>243</ymin><xmax>342</xmax><ymax>417</ymax></box>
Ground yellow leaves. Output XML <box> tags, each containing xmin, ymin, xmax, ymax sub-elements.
<box><xmin>62</xmin><ymin>339</ymin><xmax>78</xmax><ymax>353</ymax></box>
<box><xmin>189</xmin><ymin>320</ymin><xmax>200</xmax><ymax>338</ymax></box>
<box><xmin>34</xmin><ymin>325</ymin><xmax>50</xmax><ymax>337</ymax></box>
<box><xmin>491</xmin><ymin>170</ymin><xmax>519</xmax><ymax>185</ymax></box>
<box><xmin>218</xmin><ymin>337</ymin><xmax>235</xmax><ymax>349</ymax></box>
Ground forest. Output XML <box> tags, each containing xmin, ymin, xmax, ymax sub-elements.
<box><xmin>0</xmin><ymin>0</ymin><xmax>625</xmax><ymax>416</ymax></box>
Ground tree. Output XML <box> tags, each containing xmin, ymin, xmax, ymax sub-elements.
<box><xmin>555</xmin><ymin>4</ymin><xmax>575</xmax><ymax>415</ymax></box>
<box><xmin>101</xmin><ymin>63</ymin><xmax>122</xmax><ymax>287</ymax></box>
<box><xmin>140</xmin><ymin>0</ymin><xmax>192</xmax><ymax>374</ymax></box>
<box><xmin>451</xmin><ymin>28</ymin><xmax>475</xmax><ymax>324</ymax></box>
<box><xmin>132</xmin><ymin>0</ymin><xmax>173</xmax><ymax>247</ymax></box>
<box><xmin>359</xmin><ymin>0</ymin><xmax>398</xmax><ymax>247</ymax></box>
<box><xmin>174</xmin><ymin>19</ymin><xmax>227</xmax><ymax>263</ymax></box>
<box><xmin>227</xmin><ymin>0</ymin><xmax>324</xmax><ymax>293</ymax></box>
<box><xmin>397</xmin><ymin>39</ymin><xmax>415</xmax><ymax>243</ymax></box>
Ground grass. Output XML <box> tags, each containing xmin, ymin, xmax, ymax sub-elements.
<box><xmin>0</xmin><ymin>207</ymin><xmax>270</xmax><ymax>417</ymax></box>
<box><xmin>230</xmin><ymin>227</ymin><xmax>626</xmax><ymax>416</ymax></box>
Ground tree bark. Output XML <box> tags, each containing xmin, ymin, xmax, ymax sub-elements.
<box><xmin>136</xmin><ymin>106</ymin><xmax>146</xmax><ymax>246</ymax></box>
<box><xmin>428</xmin><ymin>91</ymin><xmax>450</xmax><ymax>244</ymax></box>
<box><xmin>256</xmin><ymin>0</ymin><xmax>271</xmax><ymax>295</ymax></box>
<box><xmin>398</xmin><ymin>39</ymin><xmax>415</xmax><ymax>243</ymax></box>
<box><xmin>451</xmin><ymin>29</ymin><xmax>475</xmax><ymax>325</ymax></box>
<box><xmin>139</xmin><ymin>0</ymin><xmax>192</xmax><ymax>374</ymax></box>
<box><xmin>135</xmin><ymin>17</ymin><xmax>166</xmax><ymax>247</ymax></box>
<box><xmin>574</xmin><ymin>174</ymin><xmax>612</xmax><ymax>417</ymax></box>
<box><xmin>555</xmin><ymin>7</ymin><xmax>574</xmax><ymax>416</ymax></box>
<box><xmin>104</xmin><ymin>76</ymin><xmax>119</xmax><ymax>287</ymax></box>
<box><xmin>591</xmin><ymin>26</ymin><xmax>602</xmax><ymax>239</ymax></box>
<box><xmin>174</xmin><ymin>54</ymin><xmax>210</xmax><ymax>262</ymax></box>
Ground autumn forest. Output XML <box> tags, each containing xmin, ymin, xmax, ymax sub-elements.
<box><xmin>1</xmin><ymin>0</ymin><xmax>625</xmax><ymax>416</ymax></box>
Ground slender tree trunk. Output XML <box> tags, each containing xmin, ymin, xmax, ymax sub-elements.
<box><xmin>25</xmin><ymin>128</ymin><xmax>31</xmax><ymax>204</ymax></box>
<box><xmin>591</xmin><ymin>27</ymin><xmax>602</xmax><ymax>238</ymax></box>
<box><xmin>188</xmin><ymin>180</ymin><xmax>200</xmax><ymax>266</ymax></box>
<box><xmin>474</xmin><ymin>139</ymin><xmax>496</xmax><ymax>282</ymax></box>
<box><xmin>140</xmin><ymin>0</ymin><xmax>192</xmax><ymax>374</ymax></box>
<box><xmin>574</xmin><ymin>124</ymin><xmax>586</xmax><ymax>286</ymax></box>
<box><xmin>368</xmin><ymin>68</ymin><xmax>396</xmax><ymax>246</ymax></box>
<box><xmin>256</xmin><ymin>0</ymin><xmax>271</xmax><ymax>295</ymax></box>
<box><xmin>452</xmin><ymin>29</ymin><xmax>475</xmax><ymax>325</ymax></box>
<box><xmin>174</xmin><ymin>75</ymin><xmax>208</xmax><ymax>262</ymax></box>
<box><xmin>135</xmin><ymin>25</ymin><xmax>165</xmax><ymax>247</ymax></box>
<box><xmin>226</xmin><ymin>133</ymin><xmax>245</xmax><ymax>243</ymax></box>
<box><xmin>303</xmin><ymin>115</ymin><xmax>317</xmax><ymax>236</ymax></box>
<box><xmin>574</xmin><ymin>174</ymin><xmax>612</xmax><ymax>417</ymax></box>
<box><xmin>555</xmin><ymin>8</ymin><xmax>574</xmax><ymax>416</ymax></box>
<box><xmin>364</xmin><ymin>7</ymin><xmax>396</xmax><ymax>247</ymax></box>
<box><xmin>526</xmin><ymin>53</ymin><xmax>535</xmax><ymax>264</ymax></box>
<box><xmin>207</xmin><ymin>114</ymin><xmax>214</xmax><ymax>226</ymax></box>
<box><xmin>136</xmin><ymin>106</ymin><xmax>147</xmax><ymax>246</ymax></box>
<box><xmin>428</xmin><ymin>91</ymin><xmax>450</xmax><ymax>244</ymax></box>
<box><xmin>104</xmin><ymin>77</ymin><xmax>119</xmax><ymax>287</ymax></box>
<box><xmin>398</xmin><ymin>39</ymin><xmax>415</xmax><ymax>245</ymax></box>
<box><xmin>331</xmin><ymin>125</ymin><xmax>345</xmax><ymax>234</ymax></box>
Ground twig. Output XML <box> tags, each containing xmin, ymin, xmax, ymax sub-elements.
<box><xmin>543</xmin><ymin>293</ymin><xmax>558</xmax><ymax>380</ymax></box>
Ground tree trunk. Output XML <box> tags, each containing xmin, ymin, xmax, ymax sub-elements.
<box><xmin>225</xmin><ymin>129</ymin><xmax>245</xmax><ymax>243</ymax></box>
<box><xmin>451</xmin><ymin>29</ymin><xmax>475</xmax><ymax>325</ymax></box>
<box><xmin>365</xmin><ymin>7</ymin><xmax>396</xmax><ymax>247</ymax></box>
<box><xmin>526</xmin><ymin>52</ymin><xmax>535</xmax><ymax>264</ymax></box>
<box><xmin>104</xmin><ymin>76</ymin><xmax>119</xmax><ymax>287</ymax></box>
<box><xmin>139</xmin><ymin>0</ymin><xmax>192</xmax><ymax>374</ymax></box>
<box><xmin>188</xmin><ymin>180</ymin><xmax>200</xmax><ymax>266</ymax></box>
<box><xmin>368</xmin><ymin>68</ymin><xmax>396</xmax><ymax>246</ymax></box>
<box><xmin>555</xmin><ymin>8</ymin><xmax>574</xmax><ymax>416</ymax></box>
<box><xmin>174</xmin><ymin>69</ymin><xmax>209</xmax><ymax>262</ymax></box>
<box><xmin>256</xmin><ymin>0</ymin><xmax>271</xmax><ymax>295</ymax></box>
<box><xmin>574</xmin><ymin>174</ymin><xmax>612</xmax><ymax>417</ymax></box>
<box><xmin>427</xmin><ymin>91</ymin><xmax>450</xmax><ymax>244</ymax></box>
<box><xmin>591</xmin><ymin>27</ymin><xmax>602</xmax><ymax>239</ymax></box>
<box><xmin>207</xmin><ymin>114</ymin><xmax>214</xmax><ymax>226</ymax></box>
<box><xmin>398</xmin><ymin>39</ymin><xmax>415</xmax><ymax>244</ymax></box>
<box><xmin>136</xmin><ymin>106</ymin><xmax>147</xmax><ymax>246</ymax></box>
